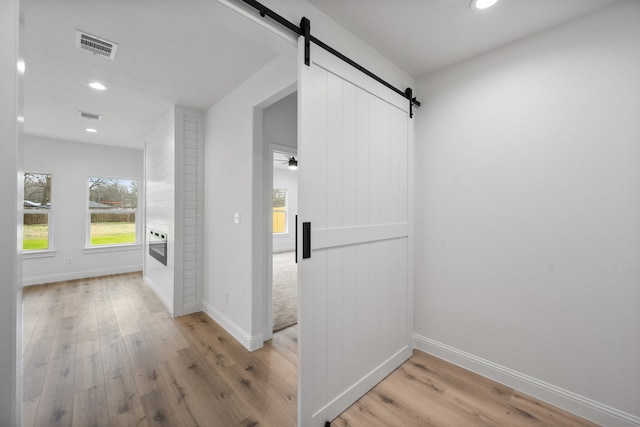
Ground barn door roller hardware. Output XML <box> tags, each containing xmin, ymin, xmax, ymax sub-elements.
<box><xmin>238</xmin><ymin>0</ymin><xmax>421</xmax><ymax>117</ymax></box>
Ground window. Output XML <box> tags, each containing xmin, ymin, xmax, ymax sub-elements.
<box><xmin>88</xmin><ymin>177</ymin><xmax>138</xmax><ymax>246</ymax></box>
<box><xmin>273</xmin><ymin>189</ymin><xmax>288</xmax><ymax>234</ymax></box>
<box><xmin>23</xmin><ymin>173</ymin><xmax>52</xmax><ymax>251</ymax></box>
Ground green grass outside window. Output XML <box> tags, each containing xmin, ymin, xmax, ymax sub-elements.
<box><xmin>91</xmin><ymin>222</ymin><xmax>136</xmax><ymax>245</ymax></box>
<box><xmin>23</xmin><ymin>224</ymin><xmax>48</xmax><ymax>250</ymax></box>
<box><xmin>23</xmin><ymin>222</ymin><xmax>136</xmax><ymax>249</ymax></box>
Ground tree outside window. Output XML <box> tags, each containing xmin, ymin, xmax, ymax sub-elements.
<box><xmin>23</xmin><ymin>172</ymin><xmax>52</xmax><ymax>250</ymax></box>
<box><xmin>273</xmin><ymin>189</ymin><xmax>287</xmax><ymax>234</ymax></box>
<box><xmin>88</xmin><ymin>177</ymin><xmax>138</xmax><ymax>246</ymax></box>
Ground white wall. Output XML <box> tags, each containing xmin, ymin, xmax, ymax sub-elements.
<box><xmin>0</xmin><ymin>0</ymin><xmax>21</xmax><ymax>423</ymax></box>
<box><xmin>264</xmin><ymin>91</ymin><xmax>297</xmax><ymax>150</ymax></box>
<box><xmin>203</xmin><ymin>53</ymin><xmax>297</xmax><ymax>350</ymax></box>
<box><xmin>272</xmin><ymin>167</ymin><xmax>298</xmax><ymax>252</ymax></box>
<box><xmin>414</xmin><ymin>2</ymin><xmax>640</xmax><ymax>425</ymax></box>
<box><xmin>22</xmin><ymin>136</ymin><xmax>144</xmax><ymax>285</ymax></box>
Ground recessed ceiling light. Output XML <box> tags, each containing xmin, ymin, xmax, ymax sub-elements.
<box><xmin>17</xmin><ymin>116</ymin><xmax>24</xmax><ymax>123</ymax></box>
<box><xmin>88</xmin><ymin>81</ymin><xmax>107</xmax><ymax>91</ymax></box>
<box><xmin>17</xmin><ymin>60</ymin><xmax>25</xmax><ymax>74</ymax></box>
<box><xmin>85</xmin><ymin>128</ymin><xmax>98</xmax><ymax>133</ymax></box>
<box><xmin>471</xmin><ymin>0</ymin><xmax>499</xmax><ymax>10</ymax></box>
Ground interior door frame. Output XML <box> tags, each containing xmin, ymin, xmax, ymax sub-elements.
<box><xmin>264</xmin><ymin>143</ymin><xmax>298</xmax><ymax>341</ymax></box>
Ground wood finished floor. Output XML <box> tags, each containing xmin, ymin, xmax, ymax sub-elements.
<box><xmin>22</xmin><ymin>273</ymin><xmax>599</xmax><ymax>427</ymax></box>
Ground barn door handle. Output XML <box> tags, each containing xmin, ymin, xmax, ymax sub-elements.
<box><xmin>295</xmin><ymin>215</ymin><xmax>298</xmax><ymax>264</ymax></box>
<box><xmin>302</xmin><ymin>222</ymin><xmax>311</xmax><ymax>259</ymax></box>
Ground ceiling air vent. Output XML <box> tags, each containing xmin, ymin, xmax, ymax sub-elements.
<box><xmin>79</xmin><ymin>111</ymin><xmax>102</xmax><ymax>121</ymax></box>
<box><xmin>75</xmin><ymin>30</ymin><xmax>118</xmax><ymax>60</ymax></box>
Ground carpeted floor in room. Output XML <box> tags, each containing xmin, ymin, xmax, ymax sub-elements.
<box><xmin>273</xmin><ymin>251</ymin><xmax>297</xmax><ymax>331</ymax></box>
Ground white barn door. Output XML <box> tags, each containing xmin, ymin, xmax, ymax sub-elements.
<box><xmin>297</xmin><ymin>39</ymin><xmax>413</xmax><ymax>427</ymax></box>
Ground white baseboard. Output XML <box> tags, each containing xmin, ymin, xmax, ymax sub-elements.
<box><xmin>23</xmin><ymin>265</ymin><xmax>142</xmax><ymax>287</ymax></box>
<box><xmin>202</xmin><ymin>300</ymin><xmax>264</xmax><ymax>351</ymax></box>
<box><xmin>143</xmin><ymin>276</ymin><xmax>173</xmax><ymax>315</ymax></box>
<box><xmin>413</xmin><ymin>334</ymin><xmax>640</xmax><ymax>427</ymax></box>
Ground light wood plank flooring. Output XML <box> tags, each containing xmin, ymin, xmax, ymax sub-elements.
<box><xmin>23</xmin><ymin>273</ymin><xmax>599</xmax><ymax>427</ymax></box>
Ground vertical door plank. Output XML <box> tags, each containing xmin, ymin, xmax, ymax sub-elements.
<box><xmin>340</xmin><ymin>245</ymin><xmax>359</xmax><ymax>388</ymax></box>
<box><xmin>391</xmin><ymin>107</ymin><xmax>409</xmax><ymax>222</ymax></box>
<box><xmin>327</xmin><ymin>72</ymin><xmax>344</xmax><ymax>229</ymax></box>
<box><xmin>368</xmin><ymin>241</ymin><xmax>384</xmax><ymax>364</ymax></box>
<box><xmin>379</xmin><ymin>101</ymin><xmax>392</xmax><ymax>224</ymax></box>
<box><xmin>341</xmin><ymin>81</ymin><xmax>358</xmax><ymax>227</ymax></box>
<box><xmin>368</xmin><ymin>96</ymin><xmax>385</xmax><ymax>225</ymax></box>
<box><xmin>355</xmin><ymin>89</ymin><xmax>370</xmax><ymax>226</ymax></box>
<box><xmin>326</xmin><ymin>247</ymin><xmax>343</xmax><ymax>400</ymax></box>
<box><xmin>300</xmin><ymin>65</ymin><xmax>329</xmax><ymax>230</ymax></box>
<box><xmin>304</xmin><ymin>249</ymin><xmax>328</xmax><ymax>414</ymax></box>
<box><xmin>355</xmin><ymin>243</ymin><xmax>372</xmax><ymax>377</ymax></box>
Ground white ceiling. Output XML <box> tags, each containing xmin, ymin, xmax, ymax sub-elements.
<box><xmin>306</xmin><ymin>0</ymin><xmax>620</xmax><ymax>77</ymax></box>
<box><xmin>22</xmin><ymin>0</ymin><xmax>293</xmax><ymax>149</ymax></box>
<box><xmin>22</xmin><ymin>0</ymin><xmax>620</xmax><ymax>150</ymax></box>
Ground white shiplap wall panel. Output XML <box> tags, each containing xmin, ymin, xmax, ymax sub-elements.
<box><xmin>145</xmin><ymin>109</ymin><xmax>176</xmax><ymax>313</ymax></box>
<box><xmin>145</xmin><ymin>106</ymin><xmax>204</xmax><ymax>317</ymax></box>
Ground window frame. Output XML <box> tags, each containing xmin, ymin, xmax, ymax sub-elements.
<box><xmin>273</xmin><ymin>188</ymin><xmax>289</xmax><ymax>235</ymax></box>
<box><xmin>86</xmin><ymin>175</ymin><xmax>140</xmax><ymax>249</ymax></box>
<box><xmin>23</xmin><ymin>172</ymin><xmax>53</xmax><ymax>253</ymax></box>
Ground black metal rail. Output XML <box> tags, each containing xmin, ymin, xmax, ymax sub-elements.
<box><xmin>238</xmin><ymin>0</ymin><xmax>421</xmax><ymax>117</ymax></box>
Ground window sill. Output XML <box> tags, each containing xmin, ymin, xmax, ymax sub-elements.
<box><xmin>83</xmin><ymin>244</ymin><xmax>142</xmax><ymax>254</ymax></box>
<box><xmin>273</xmin><ymin>233</ymin><xmax>290</xmax><ymax>238</ymax></box>
<box><xmin>23</xmin><ymin>249</ymin><xmax>57</xmax><ymax>259</ymax></box>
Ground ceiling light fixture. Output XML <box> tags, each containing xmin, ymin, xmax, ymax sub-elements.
<box><xmin>288</xmin><ymin>157</ymin><xmax>298</xmax><ymax>170</ymax></box>
<box><xmin>470</xmin><ymin>0</ymin><xmax>499</xmax><ymax>10</ymax></box>
<box><xmin>17</xmin><ymin>116</ymin><xmax>24</xmax><ymax>123</ymax></box>
<box><xmin>85</xmin><ymin>128</ymin><xmax>97</xmax><ymax>133</ymax></box>
<box><xmin>88</xmin><ymin>81</ymin><xmax>107</xmax><ymax>91</ymax></box>
<box><xmin>17</xmin><ymin>59</ymin><xmax>25</xmax><ymax>74</ymax></box>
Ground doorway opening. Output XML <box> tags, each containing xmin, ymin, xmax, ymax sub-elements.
<box><xmin>262</xmin><ymin>91</ymin><xmax>298</xmax><ymax>339</ymax></box>
<box><xmin>271</xmin><ymin>149</ymin><xmax>298</xmax><ymax>332</ymax></box>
